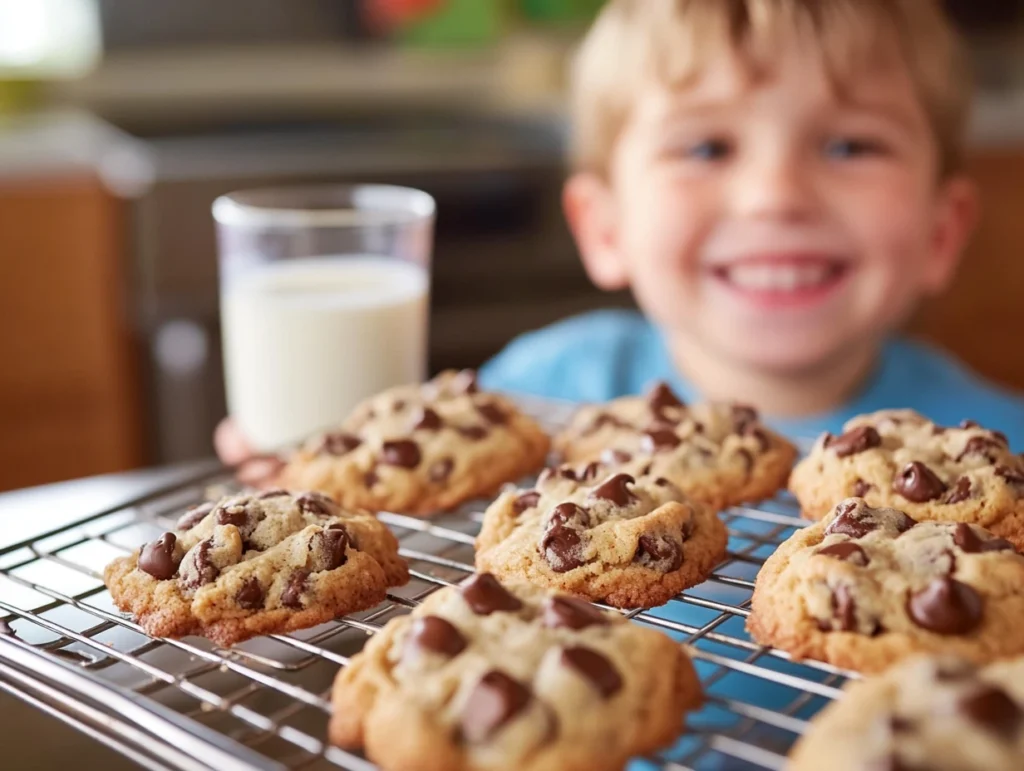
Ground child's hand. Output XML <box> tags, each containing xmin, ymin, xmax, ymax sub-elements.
<box><xmin>215</xmin><ymin>418</ymin><xmax>284</xmax><ymax>487</ymax></box>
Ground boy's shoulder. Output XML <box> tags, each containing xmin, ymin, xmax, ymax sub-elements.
<box><xmin>478</xmin><ymin>309</ymin><xmax>674</xmax><ymax>402</ymax></box>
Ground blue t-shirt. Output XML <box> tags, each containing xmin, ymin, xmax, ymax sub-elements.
<box><xmin>480</xmin><ymin>309</ymin><xmax>1024</xmax><ymax>447</ymax></box>
<box><xmin>479</xmin><ymin>309</ymin><xmax>1024</xmax><ymax>770</ymax></box>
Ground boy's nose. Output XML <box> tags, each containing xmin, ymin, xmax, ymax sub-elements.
<box><xmin>729</xmin><ymin>151</ymin><xmax>818</xmax><ymax>223</ymax></box>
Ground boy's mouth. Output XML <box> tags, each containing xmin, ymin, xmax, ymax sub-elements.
<box><xmin>707</xmin><ymin>256</ymin><xmax>850</xmax><ymax>308</ymax></box>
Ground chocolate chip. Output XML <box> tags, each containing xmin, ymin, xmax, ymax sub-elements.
<box><xmin>139</xmin><ymin>533</ymin><xmax>180</xmax><ymax>580</ymax></box>
<box><xmin>957</xmin><ymin>685</ymin><xmax>1023</xmax><ymax>737</ymax></box>
<box><xmin>821</xmin><ymin>432</ymin><xmax>835</xmax><ymax>448</ymax></box>
<box><xmin>633</xmin><ymin>533</ymin><xmax>683</xmax><ymax>572</ymax></box>
<box><xmin>541</xmin><ymin>503</ymin><xmax>591</xmax><ymax>573</ymax></box>
<box><xmin>826</xmin><ymin>501</ymin><xmax>916</xmax><ymax>539</ymax></box>
<box><xmin>457</xmin><ymin>425</ymin><xmax>489</xmax><ymax>441</ymax></box>
<box><xmin>541</xmin><ymin>595</ymin><xmax>608</xmax><ymax>630</ymax></box>
<box><xmin>281</xmin><ymin>570</ymin><xmax>310</xmax><ymax>609</ymax></box>
<box><xmin>907</xmin><ymin>577</ymin><xmax>983</xmax><ymax>635</ymax></box>
<box><xmin>944</xmin><ymin>476</ymin><xmax>973</xmax><ymax>505</ymax></box>
<box><xmin>180</xmin><ymin>539</ymin><xmax>217</xmax><ymax>590</ymax></box>
<box><xmin>578</xmin><ymin>462</ymin><xmax>601</xmax><ymax>482</ymax></box>
<box><xmin>364</xmin><ymin>468</ymin><xmax>380</xmax><ymax>488</ymax></box>
<box><xmin>889</xmin><ymin>716</ymin><xmax>914</xmax><ymax>734</ymax></box>
<box><xmin>297</xmin><ymin>492</ymin><xmax>337</xmax><ymax>517</ymax></box>
<box><xmin>315</xmin><ymin>525</ymin><xmax>349</xmax><ymax>569</ymax></box>
<box><xmin>405</xmin><ymin>616</ymin><xmax>467</xmax><ymax>659</ymax></box>
<box><xmin>512</xmin><ymin>491</ymin><xmax>541</xmax><ymax>514</ymax></box>
<box><xmin>828</xmin><ymin>426</ymin><xmax>882</xmax><ymax>458</ymax></box>
<box><xmin>952</xmin><ymin>523</ymin><xmax>1015</xmax><ymax>554</ymax></box>
<box><xmin>852</xmin><ymin>479</ymin><xmax>873</xmax><ymax>498</ymax></box>
<box><xmin>894</xmin><ymin>462</ymin><xmax>947</xmax><ymax>502</ymax></box>
<box><xmin>647</xmin><ymin>382</ymin><xmax>684</xmax><ymax>422</ymax></box>
<box><xmin>601</xmin><ymin>449</ymin><xmax>633</xmax><ymax>465</ymax></box>
<box><xmin>743</xmin><ymin>426</ymin><xmax>771</xmax><ymax>450</ymax></box>
<box><xmin>996</xmin><ymin>464</ymin><xmax>1024</xmax><ymax>486</ymax></box>
<box><xmin>428</xmin><ymin>457</ymin><xmax>454</xmax><ymax>483</ymax></box>
<box><xmin>588</xmin><ymin>474</ymin><xmax>637</xmax><ymax>506</ymax></box>
<box><xmin>235</xmin><ymin>577</ymin><xmax>265</xmax><ymax>610</ymax></box>
<box><xmin>641</xmin><ymin>429</ymin><xmax>681</xmax><ymax>454</ymax></box>
<box><xmin>412</xmin><ymin>407</ymin><xmax>442</xmax><ymax>431</ymax></box>
<box><xmin>460</xmin><ymin>573</ymin><xmax>523</xmax><ymax>615</ymax></box>
<box><xmin>831</xmin><ymin>585</ymin><xmax>858</xmax><ymax>631</ymax></box>
<box><xmin>177</xmin><ymin>502</ymin><xmax>214</xmax><ymax>531</ymax></box>
<box><xmin>258</xmin><ymin>489</ymin><xmax>290</xmax><ymax>500</ymax></box>
<box><xmin>655</xmin><ymin>477</ymin><xmax>672</xmax><ymax>487</ymax></box>
<box><xmin>318</xmin><ymin>432</ymin><xmax>361</xmax><ymax>456</ymax></box>
<box><xmin>732</xmin><ymin>404</ymin><xmax>759</xmax><ymax>432</ymax></box>
<box><xmin>560</xmin><ymin>646</ymin><xmax>622</xmax><ymax>698</ymax></box>
<box><xmin>477</xmin><ymin>403</ymin><xmax>507</xmax><ymax>426</ymax></box>
<box><xmin>450</xmin><ymin>369</ymin><xmax>479</xmax><ymax>395</ymax></box>
<box><xmin>816</xmin><ymin>542</ymin><xmax>870</xmax><ymax>566</ymax></box>
<box><xmin>956</xmin><ymin>436</ymin><xmax>1002</xmax><ymax>463</ymax></box>
<box><xmin>215</xmin><ymin>503</ymin><xmax>248</xmax><ymax>528</ymax></box>
<box><xmin>459</xmin><ymin>671</ymin><xmax>531</xmax><ymax>743</ymax></box>
<box><xmin>382</xmin><ymin>439</ymin><xmax>422</xmax><ymax>468</ymax></box>
<box><xmin>993</xmin><ymin>430</ymin><xmax>1010</xmax><ymax>446</ymax></box>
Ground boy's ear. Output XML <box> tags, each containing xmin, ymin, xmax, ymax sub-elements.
<box><xmin>563</xmin><ymin>172</ymin><xmax>630</xmax><ymax>290</ymax></box>
<box><xmin>923</xmin><ymin>175</ymin><xmax>980</xmax><ymax>294</ymax></box>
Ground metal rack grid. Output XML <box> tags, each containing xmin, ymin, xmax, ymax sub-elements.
<box><xmin>0</xmin><ymin>409</ymin><xmax>855</xmax><ymax>771</ymax></box>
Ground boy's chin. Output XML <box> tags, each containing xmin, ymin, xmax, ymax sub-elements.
<box><xmin>703</xmin><ymin>326</ymin><xmax>863</xmax><ymax>375</ymax></box>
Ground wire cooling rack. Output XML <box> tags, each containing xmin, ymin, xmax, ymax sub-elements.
<box><xmin>0</xmin><ymin>402</ymin><xmax>853</xmax><ymax>771</ymax></box>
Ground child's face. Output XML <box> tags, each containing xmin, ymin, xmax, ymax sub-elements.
<box><xmin>567</xmin><ymin>41</ymin><xmax>977</xmax><ymax>374</ymax></box>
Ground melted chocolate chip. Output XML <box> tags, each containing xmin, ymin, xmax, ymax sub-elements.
<box><xmin>215</xmin><ymin>504</ymin><xmax>248</xmax><ymax>528</ymax></box>
<box><xmin>412</xmin><ymin>407</ymin><xmax>442</xmax><ymax>431</ymax></box>
<box><xmin>894</xmin><ymin>462</ymin><xmax>947</xmax><ymax>503</ymax></box>
<box><xmin>513</xmin><ymin>491</ymin><xmax>541</xmax><ymax>514</ymax></box>
<box><xmin>832</xmin><ymin>585</ymin><xmax>858</xmax><ymax>632</ymax></box>
<box><xmin>318</xmin><ymin>432</ymin><xmax>361</xmax><ymax>456</ymax></box>
<box><xmin>996</xmin><ymin>465</ymin><xmax>1024</xmax><ymax>486</ymax></box>
<box><xmin>828</xmin><ymin>426</ymin><xmax>882</xmax><ymax>458</ymax></box>
<box><xmin>459</xmin><ymin>671</ymin><xmax>531</xmax><ymax>743</ymax></box>
<box><xmin>235</xmin><ymin>577</ymin><xmax>265</xmax><ymax>610</ymax></box>
<box><xmin>477</xmin><ymin>403</ymin><xmax>507</xmax><ymax>426</ymax></box>
<box><xmin>906</xmin><ymin>577</ymin><xmax>983</xmax><ymax>635</ymax></box>
<box><xmin>952</xmin><ymin>523</ymin><xmax>1015</xmax><ymax>554</ymax></box>
<box><xmin>180</xmin><ymin>540</ymin><xmax>218</xmax><ymax>590</ymax></box>
<box><xmin>317</xmin><ymin>525</ymin><xmax>349</xmax><ymax>569</ymax></box>
<box><xmin>956</xmin><ymin>436</ymin><xmax>1002</xmax><ymax>463</ymax></box>
<box><xmin>889</xmin><ymin>716</ymin><xmax>915</xmax><ymax>734</ymax></box>
<box><xmin>541</xmin><ymin>503</ymin><xmax>591</xmax><ymax>573</ymax></box>
<box><xmin>392</xmin><ymin>399</ymin><xmax>407</xmax><ymax>412</ymax></box>
<box><xmin>257</xmin><ymin>489</ymin><xmax>290</xmax><ymax>500</ymax></box>
<box><xmin>957</xmin><ymin>685</ymin><xmax>1023</xmax><ymax>737</ymax></box>
<box><xmin>826</xmin><ymin>501</ymin><xmax>916</xmax><ymax>539</ymax></box>
<box><xmin>297</xmin><ymin>492</ymin><xmax>336</xmax><ymax>517</ymax></box>
<box><xmin>457</xmin><ymin>425</ymin><xmax>489</xmax><ymax>441</ymax></box>
<box><xmin>541</xmin><ymin>595</ymin><xmax>608</xmax><ymax>630</ymax></box>
<box><xmin>405</xmin><ymin>616</ymin><xmax>467</xmax><ymax>659</ymax></box>
<box><xmin>139</xmin><ymin>533</ymin><xmax>180</xmax><ymax>580</ymax></box>
<box><xmin>647</xmin><ymin>382</ymin><xmax>684</xmax><ymax>421</ymax></box>
<box><xmin>816</xmin><ymin>541</ymin><xmax>870</xmax><ymax>566</ymax></box>
<box><xmin>578</xmin><ymin>462</ymin><xmax>601</xmax><ymax>482</ymax></box>
<box><xmin>560</xmin><ymin>646</ymin><xmax>623</xmax><ymax>698</ymax></box>
<box><xmin>589</xmin><ymin>474</ymin><xmax>637</xmax><ymax>506</ymax></box>
<box><xmin>944</xmin><ymin>476</ymin><xmax>973</xmax><ymax>505</ymax></box>
<box><xmin>177</xmin><ymin>503</ymin><xmax>214</xmax><ymax>531</ymax></box>
<box><xmin>382</xmin><ymin>440</ymin><xmax>422</xmax><ymax>468</ymax></box>
<box><xmin>460</xmin><ymin>573</ymin><xmax>523</xmax><ymax>615</ymax></box>
<box><xmin>641</xmin><ymin>429</ymin><xmax>682</xmax><ymax>454</ymax></box>
<box><xmin>634</xmin><ymin>533</ymin><xmax>683</xmax><ymax>572</ymax></box>
<box><xmin>732</xmin><ymin>404</ymin><xmax>759</xmax><ymax>432</ymax></box>
<box><xmin>852</xmin><ymin>479</ymin><xmax>873</xmax><ymax>498</ymax></box>
<box><xmin>428</xmin><ymin>457</ymin><xmax>454</xmax><ymax>483</ymax></box>
<box><xmin>281</xmin><ymin>570</ymin><xmax>310</xmax><ymax>609</ymax></box>
<box><xmin>601</xmin><ymin>449</ymin><xmax>633</xmax><ymax>466</ymax></box>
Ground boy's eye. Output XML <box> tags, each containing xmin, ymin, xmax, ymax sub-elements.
<box><xmin>824</xmin><ymin>137</ymin><xmax>885</xmax><ymax>159</ymax></box>
<box><xmin>686</xmin><ymin>138</ymin><xmax>732</xmax><ymax>161</ymax></box>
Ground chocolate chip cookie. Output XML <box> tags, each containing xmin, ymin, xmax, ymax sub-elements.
<box><xmin>789</xmin><ymin>655</ymin><xmax>1024</xmax><ymax>771</ymax></box>
<box><xmin>475</xmin><ymin>462</ymin><xmax>728</xmax><ymax>607</ymax></box>
<box><xmin>553</xmin><ymin>382</ymin><xmax>796</xmax><ymax>511</ymax></box>
<box><xmin>747</xmin><ymin>498</ymin><xmax>1024</xmax><ymax>674</ymax></box>
<box><xmin>279</xmin><ymin>370</ymin><xmax>551</xmax><ymax>516</ymax></box>
<box><xmin>791</xmin><ymin>410</ymin><xmax>1024</xmax><ymax>548</ymax></box>
<box><xmin>329</xmin><ymin>573</ymin><xmax>702</xmax><ymax>771</ymax></box>
<box><xmin>104</xmin><ymin>490</ymin><xmax>408</xmax><ymax>646</ymax></box>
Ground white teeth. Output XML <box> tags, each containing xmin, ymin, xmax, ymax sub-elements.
<box><xmin>725</xmin><ymin>264</ymin><xmax>833</xmax><ymax>292</ymax></box>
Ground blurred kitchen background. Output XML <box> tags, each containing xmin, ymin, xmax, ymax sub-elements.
<box><xmin>2</xmin><ymin>0</ymin><xmax>1024</xmax><ymax>494</ymax></box>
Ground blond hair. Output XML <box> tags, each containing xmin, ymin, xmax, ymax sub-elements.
<box><xmin>571</xmin><ymin>0</ymin><xmax>970</xmax><ymax>177</ymax></box>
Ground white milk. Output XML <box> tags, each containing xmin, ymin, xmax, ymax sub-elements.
<box><xmin>222</xmin><ymin>256</ymin><xmax>428</xmax><ymax>450</ymax></box>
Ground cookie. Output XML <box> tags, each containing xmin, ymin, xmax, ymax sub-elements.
<box><xmin>104</xmin><ymin>490</ymin><xmax>408</xmax><ymax>646</ymax></box>
<box><xmin>747</xmin><ymin>498</ymin><xmax>1024</xmax><ymax>674</ymax></box>
<box><xmin>279</xmin><ymin>370</ymin><xmax>551</xmax><ymax>516</ymax></box>
<box><xmin>790</xmin><ymin>409</ymin><xmax>1024</xmax><ymax>548</ymax></box>
<box><xmin>475</xmin><ymin>461</ymin><xmax>728</xmax><ymax>607</ymax></box>
<box><xmin>329</xmin><ymin>573</ymin><xmax>702</xmax><ymax>771</ymax></box>
<box><xmin>552</xmin><ymin>382</ymin><xmax>796</xmax><ymax>511</ymax></box>
<box><xmin>789</xmin><ymin>655</ymin><xmax>1024</xmax><ymax>771</ymax></box>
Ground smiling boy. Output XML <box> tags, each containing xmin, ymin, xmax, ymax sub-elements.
<box><xmin>480</xmin><ymin>0</ymin><xmax>1024</xmax><ymax>444</ymax></box>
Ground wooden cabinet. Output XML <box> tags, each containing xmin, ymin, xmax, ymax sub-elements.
<box><xmin>0</xmin><ymin>175</ymin><xmax>143</xmax><ymax>492</ymax></box>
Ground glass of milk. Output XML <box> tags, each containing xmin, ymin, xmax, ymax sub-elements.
<box><xmin>213</xmin><ymin>184</ymin><xmax>435</xmax><ymax>451</ymax></box>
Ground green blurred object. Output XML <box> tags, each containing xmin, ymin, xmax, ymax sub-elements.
<box><xmin>520</xmin><ymin>0</ymin><xmax>605</xmax><ymax>24</ymax></box>
<box><xmin>0</xmin><ymin>80</ymin><xmax>43</xmax><ymax>115</ymax></box>
<box><xmin>400</xmin><ymin>0</ymin><xmax>505</xmax><ymax>47</ymax></box>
